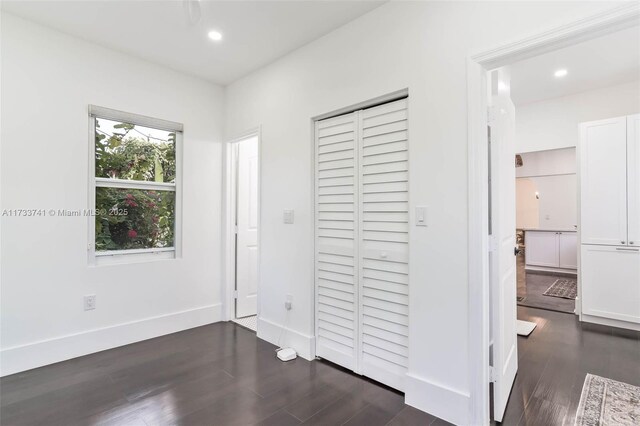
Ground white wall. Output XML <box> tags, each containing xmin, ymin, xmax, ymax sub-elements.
<box><xmin>516</xmin><ymin>179</ymin><xmax>539</xmax><ymax>229</ymax></box>
<box><xmin>223</xmin><ymin>2</ymin><xmax>622</xmax><ymax>423</ymax></box>
<box><xmin>516</xmin><ymin>148</ymin><xmax>576</xmax><ymax>177</ymax></box>
<box><xmin>516</xmin><ymin>148</ymin><xmax>578</xmax><ymax>229</ymax></box>
<box><xmin>517</xmin><ymin>175</ymin><xmax>578</xmax><ymax>230</ymax></box>
<box><xmin>516</xmin><ymin>80</ymin><xmax>640</xmax><ymax>153</ymax></box>
<box><xmin>0</xmin><ymin>14</ymin><xmax>225</xmax><ymax>375</ymax></box>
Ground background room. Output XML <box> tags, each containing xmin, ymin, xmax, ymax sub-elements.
<box><xmin>511</xmin><ymin>26</ymin><xmax>640</xmax><ymax>313</ymax></box>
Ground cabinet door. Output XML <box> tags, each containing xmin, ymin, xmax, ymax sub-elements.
<box><xmin>628</xmin><ymin>114</ymin><xmax>640</xmax><ymax>247</ymax></box>
<box><xmin>525</xmin><ymin>231</ymin><xmax>559</xmax><ymax>267</ymax></box>
<box><xmin>580</xmin><ymin>117</ymin><xmax>628</xmax><ymax>245</ymax></box>
<box><xmin>581</xmin><ymin>245</ymin><xmax>640</xmax><ymax>324</ymax></box>
<box><xmin>558</xmin><ymin>232</ymin><xmax>577</xmax><ymax>269</ymax></box>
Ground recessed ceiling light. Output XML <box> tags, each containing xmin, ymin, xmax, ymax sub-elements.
<box><xmin>554</xmin><ymin>69</ymin><xmax>568</xmax><ymax>78</ymax></box>
<box><xmin>208</xmin><ymin>30</ymin><xmax>223</xmax><ymax>41</ymax></box>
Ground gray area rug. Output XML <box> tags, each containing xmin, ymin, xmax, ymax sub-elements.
<box><xmin>543</xmin><ymin>278</ymin><xmax>577</xmax><ymax>299</ymax></box>
<box><xmin>575</xmin><ymin>374</ymin><xmax>640</xmax><ymax>425</ymax></box>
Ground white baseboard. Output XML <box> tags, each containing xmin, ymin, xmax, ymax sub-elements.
<box><xmin>0</xmin><ymin>303</ymin><xmax>222</xmax><ymax>377</ymax></box>
<box><xmin>405</xmin><ymin>372</ymin><xmax>470</xmax><ymax>426</ymax></box>
<box><xmin>524</xmin><ymin>266</ymin><xmax>577</xmax><ymax>277</ymax></box>
<box><xmin>257</xmin><ymin>316</ymin><xmax>315</xmax><ymax>361</ymax></box>
<box><xmin>580</xmin><ymin>313</ymin><xmax>640</xmax><ymax>331</ymax></box>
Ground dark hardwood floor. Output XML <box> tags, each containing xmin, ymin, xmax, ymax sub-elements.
<box><xmin>516</xmin><ymin>255</ymin><xmax>575</xmax><ymax>314</ymax></box>
<box><xmin>501</xmin><ymin>306</ymin><xmax>640</xmax><ymax>425</ymax></box>
<box><xmin>2</xmin><ymin>308</ymin><xmax>637</xmax><ymax>426</ymax></box>
<box><xmin>0</xmin><ymin>322</ymin><xmax>447</xmax><ymax>426</ymax></box>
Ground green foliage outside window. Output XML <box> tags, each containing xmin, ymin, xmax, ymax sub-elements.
<box><xmin>94</xmin><ymin>118</ymin><xmax>176</xmax><ymax>251</ymax></box>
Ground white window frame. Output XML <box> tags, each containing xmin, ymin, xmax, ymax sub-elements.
<box><xmin>87</xmin><ymin>105</ymin><xmax>183</xmax><ymax>266</ymax></box>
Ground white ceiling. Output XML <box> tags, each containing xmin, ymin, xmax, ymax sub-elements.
<box><xmin>1</xmin><ymin>0</ymin><xmax>384</xmax><ymax>85</ymax></box>
<box><xmin>510</xmin><ymin>26</ymin><xmax>640</xmax><ymax>105</ymax></box>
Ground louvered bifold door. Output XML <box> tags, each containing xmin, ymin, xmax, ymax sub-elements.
<box><xmin>315</xmin><ymin>98</ymin><xmax>408</xmax><ymax>391</ymax></box>
<box><xmin>358</xmin><ymin>98</ymin><xmax>409</xmax><ymax>391</ymax></box>
<box><xmin>315</xmin><ymin>112</ymin><xmax>359</xmax><ymax>371</ymax></box>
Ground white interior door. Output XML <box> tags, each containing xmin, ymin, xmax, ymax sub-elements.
<box><xmin>488</xmin><ymin>67</ymin><xmax>518</xmax><ymax>422</ymax></box>
<box><xmin>236</xmin><ymin>136</ymin><xmax>259</xmax><ymax>318</ymax></box>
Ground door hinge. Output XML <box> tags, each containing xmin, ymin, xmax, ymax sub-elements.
<box><xmin>489</xmin><ymin>366</ymin><xmax>497</xmax><ymax>383</ymax></box>
<box><xmin>234</xmin><ymin>225</ymin><xmax>238</xmax><ymax>234</ymax></box>
<box><xmin>488</xmin><ymin>235</ymin><xmax>498</xmax><ymax>253</ymax></box>
<box><xmin>487</xmin><ymin>106</ymin><xmax>496</xmax><ymax>124</ymax></box>
<box><xmin>233</xmin><ymin>290</ymin><xmax>238</xmax><ymax>299</ymax></box>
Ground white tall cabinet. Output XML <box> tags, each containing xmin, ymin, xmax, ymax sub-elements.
<box><xmin>314</xmin><ymin>98</ymin><xmax>409</xmax><ymax>391</ymax></box>
<box><xmin>579</xmin><ymin>114</ymin><xmax>640</xmax><ymax>330</ymax></box>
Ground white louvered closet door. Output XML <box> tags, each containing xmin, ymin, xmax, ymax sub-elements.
<box><xmin>315</xmin><ymin>112</ymin><xmax>359</xmax><ymax>371</ymax></box>
<box><xmin>315</xmin><ymin>97</ymin><xmax>408</xmax><ymax>391</ymax></box>
<box><xmin>358</xmin><ymin>98</ymin><xmax>409</xmax><ymax>391</ymax></box>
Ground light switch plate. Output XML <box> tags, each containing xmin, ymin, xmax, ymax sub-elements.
<box><xmin>415</xmin><ymin>206</ymin><xmax>427</xmax><ymax>227</ymax></box>
<box><xmin>283</xmin><ymin>209</ymin><xmax>294</xmax><ymax>224</ymax></box>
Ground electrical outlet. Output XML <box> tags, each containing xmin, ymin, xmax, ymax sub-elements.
<box><xmin>283</xmin><ymin>209</ymin><xmax>294</xmax><ymax>224</ymax></box>
<box><xmin>285</xmin><ymin>294</ymin><xmax>293</xmax><ymax>310</ymax></box>
<box><xmin>84</xmin><ymin>295</ymin><xmax>96</xmax><ymax>311</ymax></box>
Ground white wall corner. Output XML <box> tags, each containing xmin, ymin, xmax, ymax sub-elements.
<box><xmin>0</xmin><ymin>303</ymin><xmax>222</xmax><ymax>377</ymax></box>
<box><xmin>257</xmin><ymin>316</ymin><xmax>315</xmax><ymax>361</ymax></box>
<box><xmin>405</xmin><ymin>372</ymin><xmax>471</xmax><ymax>426</ymax></box>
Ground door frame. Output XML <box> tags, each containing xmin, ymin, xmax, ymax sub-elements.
<box><xmin>466</xmin><ymin>4</ymin><xmax>639</xmax><ymax>424</ymax></box>
<box><xmin>223</xmin><ymin>127</ymin><xmax>262</xmax><ymax>322</ymax></box>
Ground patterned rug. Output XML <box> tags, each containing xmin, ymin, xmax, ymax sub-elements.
<box><xmin>543</xmin><ymin>278</ymin><xmax>577</xmax><ymax>299</ymax></box>
<box><xmin>575</xmin><ymin>374</ymin><xmax>640</xmax><ymax>425</ymax></box>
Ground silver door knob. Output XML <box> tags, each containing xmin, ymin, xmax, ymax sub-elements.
<box><xmin>630</xmin><ymin>242</ymin><xmax>635</xmax><ymax>245</ymax></box>
<box><xmin>622</xmin><ymin>241</ymin><xmax>626</xmax><ymax>244</ymax></box>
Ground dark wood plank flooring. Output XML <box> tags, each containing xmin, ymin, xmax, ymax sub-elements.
<box><xmin>0</xmin><ymin>323</ymin><xmax>446</xmax><ymax>426</ymax></box>
<box><xmin>517</xmin><ymin>255</ymin><xmax>575</xmax><ymax>314</ymax></box>
<box><xmin>2</xmin><ymin>307</ymin><xmax>637</xmax><ymax>426</ymax></box>
<box><xmin>500</xmin><ymin>306</ymin><xmax>640</xmax><ymax>425</ymax></box>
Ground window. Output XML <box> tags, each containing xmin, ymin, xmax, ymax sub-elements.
<box><xmin>88</xmin><ymin>106</ymin><xmax>182</xmax><ymax>265</ymax></box>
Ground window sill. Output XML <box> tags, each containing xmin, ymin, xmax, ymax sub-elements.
<box><xmin>91</xmin><ymin>248</ymin><xmax>176</xmax><ymax>266</ymax></box>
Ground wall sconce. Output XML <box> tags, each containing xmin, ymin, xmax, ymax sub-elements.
<box><xmin>535</xmin><ymin>191</ymin><xmax>540</xmax><ymax>199</ymax></box>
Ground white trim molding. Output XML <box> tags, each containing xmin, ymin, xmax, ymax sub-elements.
<box><xmin>95</xmin><ymin>177</ymin><xmax>176</xmax><ymax>192</ymax></box>
<box><xmin>87</xmin><ymin>107</ymin><xmax>184</xmax><ymax>266</ymax></box>
<box><xmin>257</xmin><ymin>316</ymin><xmax>316</xmax><ymax>361</ymax></box>
<box><xmin>88</xmin><ymin>105</ymin><xmax>183</xmax><ymax>132</ymax></box>
<box><xmin>0</xmin><ymin>304</ymin><xmax>222</xmax><ymax>377</ymax></box>
<box><xmin>466</xmin><ymin>4</ymin><xmax>639</xmax><ymax>425</ymax></box>
<box><xmin>405</xmin><ymin>373</ymin><xmax>471</xmax><ymax>426</ymax></box>
<box><xmin>471</xmin><ymin>2</ymin><xmax>640</xmax><ymax>68</ymax></box>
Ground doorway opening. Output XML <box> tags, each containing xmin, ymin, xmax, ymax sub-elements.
<box><xmin>515</xmin><ymin>148</ymin><xmax>578</xmax><ymax>314</ymax></box>
<box><xmin>468</xmin><ymin>5</ymin><xmax>639</xmax><ymax>424</ymax></box>
<box><xmin>227</xmin><ymin>133</ymin><xmax>260</xmax><ymax>332</ymax></box>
